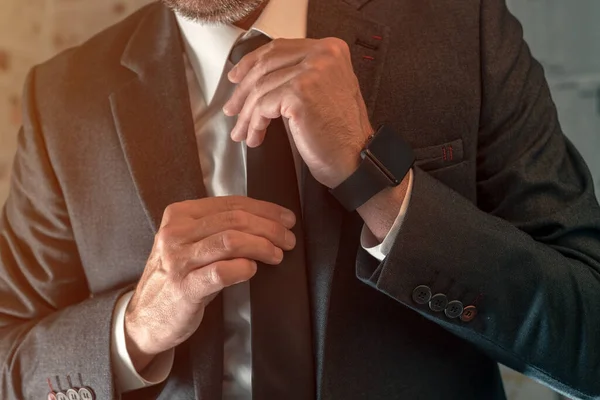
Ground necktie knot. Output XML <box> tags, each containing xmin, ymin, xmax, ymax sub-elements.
<box><xmin>229</xmin><ymin>33</ymin><xmax>272</xmax><ymax>64</ymax></box>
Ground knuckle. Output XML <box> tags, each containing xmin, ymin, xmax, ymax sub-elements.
<box><xmin>280</xmin><ymin>95</ymin><xmax>301</xmax><ymax>119</ymax></box>
<box><xmin>227</xmin><ymin>210</ymin><xmax>248</xmax><ymax>228</ymax></box>
<box><xmin>155</xmin><ymin>227</ymin><xmax>175</xmax><ymax>249</ymax></box>
<box><xmin>220</xmin><ymin>230</ymin><xmax>241</xmax><ymax>252</ymax></box>
<box><xmin>255</xmin><ymin>56</ymin><xmax>269</xmax><ymax>75</ymax></box>
<box><xmin>207</xmin><ymin>264</ymin><xmax>225</xmax><ymax>287</ymax></box>
<box><xmin>255</xmin><ymin>75</ymin><xmax>269</xmax><ymax>93</ymax></box>
<box><xmin>224</xmin><ymin>196</ymin><xmax>242</xmax><ymax>212</ymax></box>
<box><xmin>302</xmin><ymin>58</ymin><xmax>323</xmax><ymax>72</ymax></box>
<box><xmin>239</xmin><ymin>259</ymin><xmax>257</xmax><ymax>279</ymax></box>
<box><xmin>326</xmin><ymin>37</ymin><xmax>348</xmax><ymax>55</ymax></box>
<box><xmin>162</xmin><ymin>203</ymin><xmax>179</xmax><ymax>223</ymax></box>
<box><xmin>267</xmin><ymin>38</ymin><xmax>281</xmax><ymax>51</ymax></box>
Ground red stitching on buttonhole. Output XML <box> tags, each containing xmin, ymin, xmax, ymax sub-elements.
<box><xmin>449</xmin><ymin>145</ymin><xmax>453</xmax><ymax>161</ymax></box>
<box><xmin>47</xmin><ymin>378</ymin><xmax>54</xmax><ymax>392</ymax></box>
<box><xmin>443</xmin><ymin>146</ymin><xmax>447</xmax><ymax>161</ymax></box>
<box><xmin>363</xmin><ymin>55</ymin><xmax>375</xmax><ymax>61</ymax></box>
<box><xmin>372</xmin><ymin>35</ymin><xmax>383</xmax><ymax>40</ymax></box>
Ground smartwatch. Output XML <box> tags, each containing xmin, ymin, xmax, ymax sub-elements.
<box><xmin>330</xmin><ymin>125</ymin><xmax>414</xmax><ymax>211</ymax></box>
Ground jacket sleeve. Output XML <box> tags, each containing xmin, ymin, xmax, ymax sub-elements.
<box><xmin>356</xmin><ymin>1</ymin><xmax>600</xmax><ymax>399</ymax></box>
<box><xmin>0</xmin><ymin>68</ymin><xmax>129</xmax><ymax>400</ymax></box>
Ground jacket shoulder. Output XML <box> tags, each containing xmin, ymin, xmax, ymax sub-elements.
<box><xmin>31</xmin><ymin>3</ymin><xmax>158</xmax><ymax>101</ymax></box>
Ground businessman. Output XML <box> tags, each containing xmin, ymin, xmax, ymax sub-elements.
<box><xmin>1</xmin><ymin>0</ymin><xmax>599</xmax><ymax>399</ymax></box>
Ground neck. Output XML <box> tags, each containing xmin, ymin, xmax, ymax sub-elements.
<box><xmin>233</xmin><ymin>1</ymin><xmax>269</xmax><ymax>30</ymax></box>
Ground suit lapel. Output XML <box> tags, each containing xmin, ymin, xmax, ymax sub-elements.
<box><xmin>109</xmin><ymin>3</ymin><xmax>206</xmax><ymax>234</ymax></box>
<box><xmin>110</xmin><ymin>5</ymin><xmax>223</xmax><ymax>400</ymax></box>
<box><xmin>305</xmin><ymin>1</ymin><xmax>389</xmax><ymax>398</ymax></box>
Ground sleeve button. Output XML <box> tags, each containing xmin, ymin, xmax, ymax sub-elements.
<box><xmin>78</xmin><ymin>387</ymin><xmax>95</xmax><ymax>400</ymax></box>
<box><xmin>66</xmin><ymin>388</ymin><xmax>80</xmax><ymax>400</ymax></box>
<box><xmin>412</xmin><ymin>285</ymin><xmax>432</xmax><ymax>305</ymax></box>
<box><xmin>460</xmin><ymin>305</ymin><xmax>478</xmax><ymax>322</ymax></box>
<box><xmin>428</xmin><ymin>293</ymin><xmax>448</xmax><ymax>312</ymax></box>
<box><xmin>444</xmin><ymin>300</ymin><xmax>464</xmax><ymax>319</ymax></box>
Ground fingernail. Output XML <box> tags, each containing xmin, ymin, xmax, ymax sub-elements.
<box><xmin>281</xmin><ymin>211</ymin><xmax>296</xmax><ymax>227</ymax></box>
<box><xmin>274</xmin><ymin>247</ymin><xmax>284</xmax><ymax>262</ymax></box>
<box><xmin>285</xmin><ymin>230</ymin><xmax>296</xmax><ymax>248</ymax></box>
<box><xmin>228</xmin><ymin>66</ymin><xmax>237</xmax><ymax>81</ymax></box>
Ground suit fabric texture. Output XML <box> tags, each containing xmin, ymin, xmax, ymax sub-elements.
<box><xmin>1</xmin><ymin>0</ymin><xmax>599</xmax><ymax>399</ymax></box>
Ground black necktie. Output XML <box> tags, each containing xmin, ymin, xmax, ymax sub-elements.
<box><xmin>230</xmin><ymin>34</ymin><xmax>316</xmax><ymax>399</ymax></box>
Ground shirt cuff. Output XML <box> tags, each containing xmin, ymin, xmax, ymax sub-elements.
<box><xmin>361</xmin><ymin>169</ymin><xmax>414</xmax><ymax>261</ymax></box>
<box><xmin>111</xmin><ymin>291</ymin><xmax>175</xmax><ymax>393</ymax></box>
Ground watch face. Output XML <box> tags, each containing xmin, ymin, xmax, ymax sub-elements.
<box><xmin>367</xmin><ymin>125</ymin><xmax>414</xmax><ymax>183</ymax></box>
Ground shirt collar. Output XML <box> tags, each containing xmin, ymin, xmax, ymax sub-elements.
<box><xmin>175</xmin><ymin>0</ymin><xmax>308</xmax><ymax>105</ymax></box>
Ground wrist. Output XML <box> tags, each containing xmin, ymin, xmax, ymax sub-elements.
<box><xmin>357</xmin><ymin>170</ymin><xmax>410</xmax><ymax>241</ymax></box>
<box><xmin>124</xmin><ymin>311</ymin><xmax>157</xmax><ymax>374</ymax></box>
<box><xmin>325</xmin><ymin>128</ymin><xmax>374</xmax><ymax>189</ymax></box>
<box><xmin>326</xmin><ymin>155</ymin><xmax>361</xmax><ymax>189</ymax></box>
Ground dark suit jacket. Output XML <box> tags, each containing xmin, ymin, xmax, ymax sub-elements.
<box><xmin>1</xmin><ymin>0</ymin><xmax>599</xmax><ymax>399</ymax></box>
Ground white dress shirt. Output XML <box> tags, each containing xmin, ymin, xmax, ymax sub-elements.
<box><xmin>111</xmin><ymin>1</ymin><xmax>414</xmax><ymax>398</ymax></box>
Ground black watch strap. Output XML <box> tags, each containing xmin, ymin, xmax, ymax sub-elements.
<box><xmin>330</xmin><ymin>125</ymin><xmax>414</xmax><ymax>211</ymax></box>
<box><xmin>330</xmin><ymin>155</ymin><xmax>393</xmax><ymax>211</ymax></box>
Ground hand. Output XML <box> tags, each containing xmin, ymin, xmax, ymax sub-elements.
<box><xmin>124</xmin><ymin>196</ymin><xmax>297</xmax><ymax>373</ymax></box>
<box><xmin>223</xmin><ymin>37</ymin><xmax>373</xmax><ymax>189</ymax></box>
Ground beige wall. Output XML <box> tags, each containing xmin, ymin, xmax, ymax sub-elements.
<box><xmin>0</xmin><ymin>0</ymin><xmax>153</xmax><ymax>202</ymax></box>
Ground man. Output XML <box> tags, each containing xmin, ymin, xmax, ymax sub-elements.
<box><xmin>0</xmin><ymin>0</ymin><xmax>599</xmax><ymax>398</ymax></box>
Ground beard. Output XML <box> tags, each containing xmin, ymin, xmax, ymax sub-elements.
<box><xmin>162</xmin><ymin>0</ymin><xmax>268</xmax><ymax>24</ymax></box>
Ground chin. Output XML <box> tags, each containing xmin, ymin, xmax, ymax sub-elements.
<box><xmin>162</xmin><ymin>0</ymin><xmax>266</xmax><ymax>24</ymax></box>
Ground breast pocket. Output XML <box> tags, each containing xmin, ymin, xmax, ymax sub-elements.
<box><xmin>412</xmin><ymin>138</ymin><xmax>474</xmax><ymax>201</ymax></box>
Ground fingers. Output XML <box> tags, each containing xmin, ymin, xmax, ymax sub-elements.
<box><xmin>227</xmin><ymin>65</ymin><xmax>301</xmax><ymax>144</ymax></box>
<box><xmin>181</xmin><ymin>258</ymin><xmax>257</xmax><ymax>302</ymax></box>
<box><xmin>245</xmin><ymin>114</ymin><xmax>270</xmax><ymax>148</ymax></box>
<box><xmin>161</xmin><ymin>196</ymin><xmax>296</xmax><ymax>229</ymax></box>
<box><xmin>245</xmin><ymin>83</ymin><xmax>301</xmax><ymax>147</ymax></box>
<box><xmin>186</xmin><ymin>230</ymin><xmax>285</xmax><ymax>271</ymax></box>
<box><xmin>180</xmin><ymin>210</ymin><xmax>296</xmax><ymax>251</ymax></box>
<box><xmin>228</xmin><ymin>38</ymin><xmax>310</xmax><ymax>84</ymax></box>
<box><xmin>225</xmin><ymin>61</ymin><xmax>302</xmax><ymax>118</ymax></box>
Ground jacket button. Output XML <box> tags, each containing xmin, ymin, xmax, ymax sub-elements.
<box><xmin>461</xmin><ymin>305</ymin><xmax>478</xmax><ymax>322</ymax></box>
<box><xmin>412</xmin><ymin>285</ymin><xmax>432</xmax><ymax>305</ymax></box>
<box><xmin>78</xmin><ymin>388</ymin><xmax>95</xmax><ymax>400</ymax></box>
<box><xmin>429</xmin><ymin>293</ymin><xmax>448</xmax><ymax>312</ymax></box>
<box><xmin>444</xmin><ymin>300</ymin><xmax>464</xmax><ymax>319</ymax></box>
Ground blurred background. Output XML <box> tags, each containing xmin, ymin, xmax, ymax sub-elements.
<box><xmin>0</xmin><ymin>1</ymin><xmax>598</xmax><ymax>399</ymax></box>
